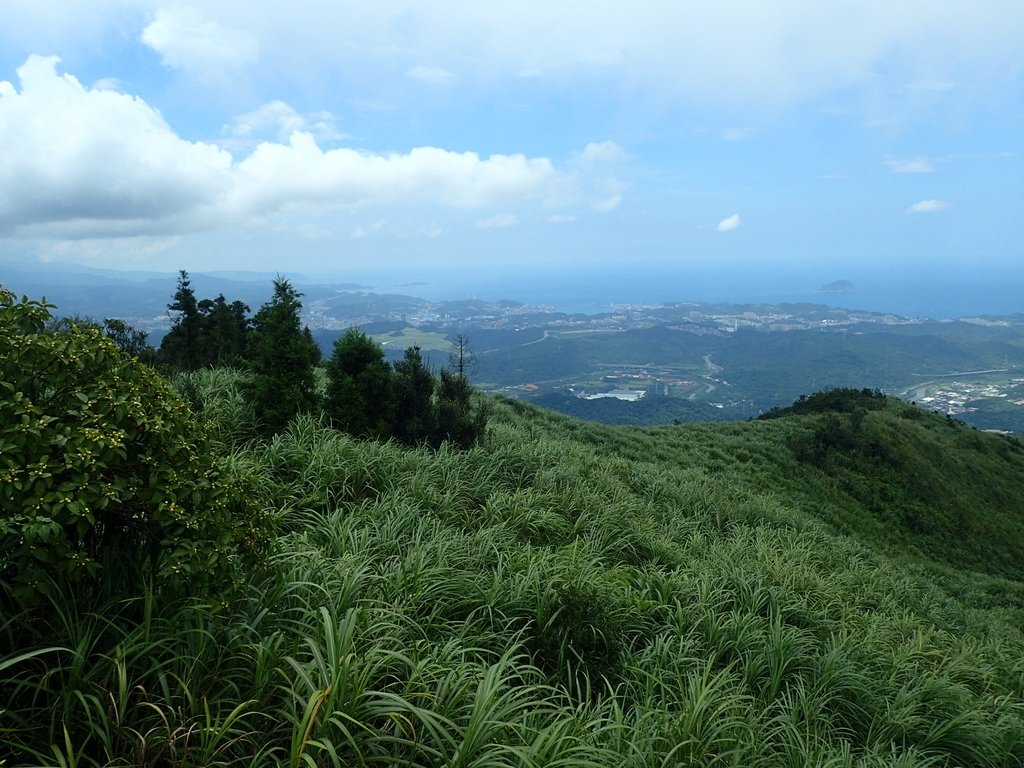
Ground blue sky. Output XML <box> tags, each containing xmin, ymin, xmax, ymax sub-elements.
<box><xmin>0</xmin><ymin>2</ymin><xmax>1022</xmax><ymax>298</ymax></box>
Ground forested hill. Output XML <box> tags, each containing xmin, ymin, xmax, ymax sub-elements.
<box><xmin>5</xmin><ymin>293</ymin><xmax>1024</xmax><ymax>765</ymax></box>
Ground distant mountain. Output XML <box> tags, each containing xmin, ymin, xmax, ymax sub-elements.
<box><xmin>0</xmin><ymin>262</ymin><xmax>372</xmax><ymax>331</ymax></box>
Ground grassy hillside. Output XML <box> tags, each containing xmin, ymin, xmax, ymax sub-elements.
<box><xmin>503</xmin><ymin>391</ymin><xmax>1024</xmax><ymax>583</ymax></box>
<box><xmin>4</xmin><ymin>369</ymin><xmax>1024</xmax><ymax>766</ymax></box>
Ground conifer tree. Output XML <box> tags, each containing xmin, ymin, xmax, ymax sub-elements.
<box><xmin>434</xmin><ymin>336</ymin><xmax>488</xmax><ymax>448</ymax></box>
<box><xmin>326</xmin><ymin>327</ymin><xmax>396</xmax><ymax>439</ymax></box>
<box><xmin>393</xmin><ymin>345</ymin><xmax>435</xmax><ymax>445</ymax></box>
<box><xmin>159</xmin><ymin>270</ymin><xmax>202</xmax><ymax>369</ymax></box>
<box><xmin>249</xmin><ymin>277</ymin><xmax>320</xmax><ymax>435</ymax></box>
<box><xmin>447</xmin><ymin>333</ymin><xmax>477</xmax><ymax>378</ymax></box>
<box><xmin>198</xmin><ymin>294</ymin><xmax>249</xmax><ymax>365</ymax></box>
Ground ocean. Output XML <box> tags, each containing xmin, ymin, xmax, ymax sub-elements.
<box><xmin>363</xmin><ymin>263</ymin><xmax>1024</xmax><ymax>320</ymax></box>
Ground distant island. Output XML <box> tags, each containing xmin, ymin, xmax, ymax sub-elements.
<box><xmin>818</xmin><ymin>279</ymin><xmax>855</xmax><ymax>293</ymax></box>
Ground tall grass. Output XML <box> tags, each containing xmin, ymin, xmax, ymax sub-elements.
<box><xmin>4</xmin><ymin>388</ymin><xmax>1024</xmax><ymax>765</ymax></box>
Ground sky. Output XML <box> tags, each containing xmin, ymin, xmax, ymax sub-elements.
<box><xmin>1</xmin><ymin>1</ymin><xmax>1022</xmax><ymax>303</ymax></box>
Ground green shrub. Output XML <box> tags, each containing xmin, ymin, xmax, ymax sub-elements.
<box><xmin>0</xmin><ymin>290</ymin><xmax>268</xmax><ymax>607</ymax></box>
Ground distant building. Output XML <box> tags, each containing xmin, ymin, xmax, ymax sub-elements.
<box><xmin>583</xmin><ymin>389</ymin><xmax>646</xmax><ymax>402</ymax></box>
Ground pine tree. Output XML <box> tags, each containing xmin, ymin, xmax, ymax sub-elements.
<box><xmin>326</xmin><ymin>327</ymin><xmax>395</xmax><ymax>439</ymax></box>
<box><xmin>198</xmin><ymin>294</ymin><xmax>249</xmax><ymax>365</ymax></box>
<box><xmin>393</xmin><ymin>346</ymin><xmax>435</xmax><ymax>445</ymax></box>
<box><xmin>434</xmin><ymin>336</ymin><xmax>488</xmax><ymax>448</ymax></box>
<box><xmin>249</xmin><ymin>278</ymin><xmax>320</xmax><ymax>435</ymax></box>
<box><xmin>159</xmin><ymin>270</ymin><xmax>202</xmax><ymax>370</ymax></box>
<box><xmin>447</xmin><ymin>333</ymin><xmax>477</xmax><ymax>378</ymax></box>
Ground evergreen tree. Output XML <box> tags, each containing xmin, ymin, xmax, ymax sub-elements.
<box><xmin>326</xmin><ymin>327</ymin><xmax>396</xmax><ymax>439</ymax></box>
<box><xmin>447</xmin><ymin>333</ymin><xmax>477</xmax><ymax>378</ymax></box>
<box><xmin>393</xmin><ymin>346</ymin><xmax>435</xmax><ymax>445</ymax></box>
<box><xmin>434</xmin><ymin>336</ymin><xmax>488</xmax><ymax>448</ymax></box>
<box><xmin>198</xmin><ymin>294</ymin><xmax>249</xmax><ymax>366</ymax></box>
<box><xmin>159</xmin><ymin>270</ymin><xmax>202</xmax><ymax>370</ymax></box>
<box><xmin>249</xmin><ymin>278</ymin><xmax>320</xmax><ymax>435</ymax></box>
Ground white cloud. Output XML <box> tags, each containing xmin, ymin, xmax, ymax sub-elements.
<box><xmin>0</xmin><ymin>55</ymin><xmax>233</xmax><ymax>235</ymax></box>
<box><xmin>141</xmin><ymin>7</ymin><xmax>258</xmax><ymax>81</ymax></box>
<box><xmin>905</xmin><ymin>199</ymin><xmax>950</xmax><ymax>214</ymax></box>
<box><xmin>223</xmin><ymin>100</ymin><xmax>345</xmax><ymax>147</ymax></box>
<box><xmin>0</xmin><ymin>56</ymin><xmax>599</xmax><ymax>239</ymax></box>
<box><xmin>407</xmin><ymin>65</ymin><xmax>454</xmax><ymax>84</ymax></box>
<box><xmin>230</xmin><ymin>1</ymin><xmax>1022</xmax><ymax>110</ymax></box>
<box><xmin>573</xmin><ymin>140</ymin><xmax>628</xmax><ymax>166</ymax></box>
<box><xmin>548</xmin><ymin>214</ymin><xmax>575</xmax><ymax>223</ymax></box>
<box><xmin>886</xmin><ymin>157</ymin><xmax>935</xmax><ymax>173</ymax></box>
<box><xmin>475</xmin><ymin>213</ymin><xmax>519</xmax><ymax>229</ymax></box>
<box><xmin>229</xmin><ymin>135</ymin><xmax>557</xmax><ymax>215</ymax></box>
<box><xmin>717</xmin><ymin>213</ymin><xmax>741</xmax><ymax>232</ymax></box>
<box><xmin>37</xmin><ymin>234</ymin><xmax>185</xmax><ymax>268</ymax></box>
<box><xmin>594</xmin><ymin>195</ymin><xmax>621</xmax><ymax>212</ymax></box>
<box><xmin>3</xmin><ymin>2</ymin><xmax>1022</xmax><ymax>112</ymax></box>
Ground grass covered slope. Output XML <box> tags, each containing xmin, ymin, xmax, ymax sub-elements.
<box><xmin>515</xmin><ymin>389</ymin><xmax>1024</xmax><ymax>583</ymax></box>
<box><xmin>5</xmin><ymin>373</ymin><xmax>1024</xmax><ymax>766</ymax></box>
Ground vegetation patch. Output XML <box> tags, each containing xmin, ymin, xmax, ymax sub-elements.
<box><xmin>4</xmin><ymin>290</ymin><xmax>1024</xmax><ymax>766</ymax></box>
<box><xmin>371</xmin><ymin>326</ymin><xmax>451</xmax><ymax>353</ymax></box>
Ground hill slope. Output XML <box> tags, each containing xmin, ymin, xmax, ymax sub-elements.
<box><xmin>5</xmin><ymin>372</ymin><xmax>1024</xmax><ymax>766</ymax></box>
<box><xmin>501</xmin><ymin>391</ymin><xmax>1024</xmax><ymax>583</ymax></box>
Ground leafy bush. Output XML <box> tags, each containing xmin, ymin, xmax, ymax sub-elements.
<box><xmin>0</xmin><ymin>290</ymin><xmax>268</xmax><ymax>607</ymax></box>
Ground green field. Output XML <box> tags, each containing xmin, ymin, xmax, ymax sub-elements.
<box><xmin>371</xmin><ymin>326</ymin><xmax>452</xmax><ymax>353</ymax></box>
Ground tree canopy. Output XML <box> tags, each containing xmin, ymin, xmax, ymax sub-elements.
<box><xmin>326</xmin><ymin>327</ymin><xmax>396</xmax><ymax>439</ymax></box>
<box><xmin>248</xmin><ymin>277</ymin><xmax>320</xmax><ymax>435</ymax></box>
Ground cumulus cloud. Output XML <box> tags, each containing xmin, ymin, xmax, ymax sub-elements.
<box><xmin>223</xmin><ymin>100</ymin><xmax>345</xmax><ymax>147</ymax></box>
<box><xmin>141</xmin><ymin>7</ymin><xmax>258</xmax><ymax>80</ymax></box>
<box><xmin>407</xmin><ymin>65</ymin><xmax>454</xmax><ymax>84</ymax></box>
<box><xmin>886</xmin><ymin>157</ymin><xmax>935</xmax><ymax>173</ymax></box>
<box><xmin>717</xmin><ymin>213</ymin><xmax>741</xmax><ymax>232</ymax></box>
<box><xmin>0</xmin><ymin>56</ymin><xmax>601</xmax><ymax>239</ymax></box>
<box><xmin>92</xmin><ymin>77</ymin><xmax>121</xmax><ymax>91</ymax></box>
<box><xmin>475</xmin><ymin>213</ymin><xmax>519</xmax><ymax>229</ymax></box>
<box><xmin>905</xmin><ymin>199</ymin><xmax>950</xmax><ymax>214</ymax></box>
<box><xmin>0</xmin><ymin>55</ymin><xmax>233</xmax><ymax>235</ymax></box>
<box><xmin>229</xmin><ymin>135</ymin><xmax>556</xmax><ymax>215</ymax></box>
